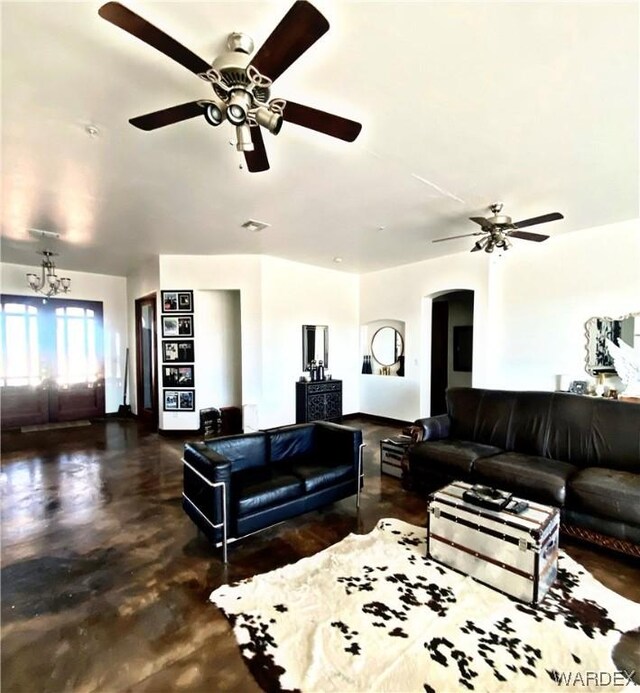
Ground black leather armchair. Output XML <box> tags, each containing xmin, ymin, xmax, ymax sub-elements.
<box><xmin>183</xmin><ymin>421</ymin><xmax>365</xmax><ymax>561</ymax></box>
<box><xmin>407</xmin><ymin>387</ymin><xmax>640</xmax><ymax>555</ymax></box>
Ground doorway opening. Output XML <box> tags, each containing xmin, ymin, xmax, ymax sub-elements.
<box><xmin>135</xmin><ymin>294</ymin><xmax>158</xmax><ymax>430</ymax></box>
<box><xmin>430</xmin><ymin>290</ymin><xmax>474</xmax><ymax>415</ymax></box>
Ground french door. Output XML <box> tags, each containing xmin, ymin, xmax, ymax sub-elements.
<box><xmin>0</xmin><ymin>294</ymin><xmax>105</xmax><ymax>428</ymax></box>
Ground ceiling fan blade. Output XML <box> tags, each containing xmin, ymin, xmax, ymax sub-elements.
<box><xmin>98</xmin><ymin>2</ymin><xmax>211</xmax><ymax>76</ymax></box>
<box><xmin>244</xmin><ymin>127</ymin><xmax>270</xmax><ymax>172</ymax></box>
<box><xmin>282</xmin><ymin>101</ymin><xmax>362</xmax><ymax>142</ymax></box>
<box><xmin>512</xmin><ymin>212</ymin><xmax>564</xmax><ymax>229</ymax></box>
<box><xmin>469</xmin><ymin>216</ymin><xmax>495</xmax><ymax>231</ymax></box>
<box><xmin>432</xmin><ymin>232</ymin><xmax>483</xmax><ymax>243</ymax></box>
<box><xmin>508</xmin><ymin>230</ymin><xmax>550</xmax><ymax>242</ymax></box>
<box><xmin>249</xmin><ymin>1</ymin><xmax>329</xmax><ymax>83</ymax></box>
<box><xmin>129</xmin><ymin>101</ymin><xmax>205</xmax><ymax>130</ymax></box>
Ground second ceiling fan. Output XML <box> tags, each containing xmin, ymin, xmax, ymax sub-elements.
<box><xmin>433</xmin><ymin>203</ymin><xmax>564</xmax><ymax>253</ymax></box>
<box><xmin>98</xmin><ymin>1</ymin><xmax>362</xmax><ymax>172</ymax></box>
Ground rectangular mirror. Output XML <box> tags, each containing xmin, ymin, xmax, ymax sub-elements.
<box><xmin>302</xmin><ymin>325</ymin><xmax>328</xmax><ymax>370</ymax></box>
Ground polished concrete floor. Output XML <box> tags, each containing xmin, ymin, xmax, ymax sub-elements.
<box><xmin>1</xmin><ymin>418</ymin><xmax>639</xmax><ymax>692</ymax></box>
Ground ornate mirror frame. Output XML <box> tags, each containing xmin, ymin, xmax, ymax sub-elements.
<box><xmin>584</xmin><ymin>311</ymin><xmax>639</xmax><ymax>376</ymax></box>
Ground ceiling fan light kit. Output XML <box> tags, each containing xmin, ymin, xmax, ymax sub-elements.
<box><xmin>433</xmin><ymin>202</ymin><xmax>564</xmax><ymax>254</ymax></box>
<box><xmin>98</xmin><ymin>1</ymin><xmax>362</xmax><ymax>172</ymax></box>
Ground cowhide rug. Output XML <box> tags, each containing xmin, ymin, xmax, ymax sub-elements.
<box><xmin>210</xmin><ymin>518</ymin><xmax>640</xmax><ymax>692</ymax></box>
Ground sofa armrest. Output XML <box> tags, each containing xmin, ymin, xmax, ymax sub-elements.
<box><xmin>315</xmin><ymin>421</ymin><xmax>364</xmax><ymax>474</ymax></box>
<box><xmin>413</xmin><ymin>414</ymin><xmax>451</xmax><ymax>442</ymax></box>
<box><xmin>183</xmin><ymin>442</ymin><xmax>232</xmax><ymax>560</ymax></box>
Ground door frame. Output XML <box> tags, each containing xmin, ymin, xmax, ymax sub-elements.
<box><xmin>135</xmin><ymin>293</ymin><xmax>158</xmax><ymax>430</ymax></box>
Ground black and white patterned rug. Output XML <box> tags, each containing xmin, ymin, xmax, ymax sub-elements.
<box><xmin>210</xmin><ymin>519</ymin><xmax>639</xmax><ymax>692</ymax></box>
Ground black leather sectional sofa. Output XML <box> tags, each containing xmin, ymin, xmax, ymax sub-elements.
<box><xmin>407</xmin><ymin>387</ymin><xmax>640</xmax><ymax>554</ymax></box>
<box><xmin>183</xmin><ymin>421</ymin><xmax>364</xmax><ymax>561</ymax></box>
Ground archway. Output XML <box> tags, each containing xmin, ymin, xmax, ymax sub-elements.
<box><xmin>430</xmin><ymin>289</ymin><xmax>475</xmax><ymax>415</ymax></box>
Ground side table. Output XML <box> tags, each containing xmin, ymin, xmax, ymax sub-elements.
<box><xmin>380</xmin><ymin>435</ymin><xmax>411</xmax><ymax>478</ymax></box>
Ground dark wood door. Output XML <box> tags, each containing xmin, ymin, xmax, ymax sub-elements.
<box><xmin>135</xmin><ymin>294</ymin><xmax>158</xmax><ymax>430</ymax></box>
<box><xmin>0</xmin><ymin>295</ymin><xmax>105</xmax><ymax>428</ymax></box>
<box><xmin>430</xmin><ymin>300</ymin><xmax>449</xmax><ymax>416</ymax></box>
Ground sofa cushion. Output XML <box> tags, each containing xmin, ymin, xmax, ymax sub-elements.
<box><xmin>268</xmin><ymin>424</ymin><xmax>315</xmax><ymax>464</ymax></box>
<box><xmin>567</xmin><ymin>468</ymin><xmax>640</xmax><ymax>526</ymax></box>
<box><xmin>410</xmin><ymin>439</ymin><xmax>502</xmax><ymax>477</ymax></box>
<box><xmin>545</xmin><ymin>393</ymin><xmax>598</xmax><ymax>467</ymax></box>
<box><xmin>447</xmin><ymin>388</ymin><xmax>484</xmax><ymax>441</ymax></box>
<box><xmin>206</xmin><ymin>432</ymin><xmax>268</xmax><ymax>472</ymax></box>
<box><xmin>589</xmin><ymin>400</ymin><xmax>640</xmax><ymax>472</ymax></box>
<box><xmin>508</xmin><ymin>391</ymin><xmax>553</xmax><ymax>456</ymax></box>
<box><xmin>473</xmin><ymin>452</ymin><xmax>577</xmax><ymax>506</ymax></box>
<box><xmin>291</xmin><ymin>463</ymin><xmax>353</xmax><ymax>493</ymax></box>
<box><xmin>235</xmin><ymin>472</ymin><xmax>304</xmax><ymax>517</ymax></box>
<box><xmin>473</xmin><ymin>389</ymin><xmax>517</xmax><ymax>449</ymax></box>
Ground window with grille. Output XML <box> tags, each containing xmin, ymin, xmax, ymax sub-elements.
<box><xmin>0</xmin><ymin>302</ymin><xmax>40</xmax><ymax>386</ymax></box>
<box><xmin>55</xmin><ymin>306</ymin><xmax>99</xmax><ymax>385</ymax></box>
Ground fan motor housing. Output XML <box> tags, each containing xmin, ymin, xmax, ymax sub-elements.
<box><xmin>211</xmin><ymin>46</ymin><xmax>270</xmax><ymax>103</ymax></box>
<box><xmin>489</xmin><ymin>214</ymin><xmax>513</xmax><ymax>227</ymax></box>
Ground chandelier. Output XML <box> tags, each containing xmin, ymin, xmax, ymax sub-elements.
<box><xmin>26</xmin><ymin>250</ymin><xmax>71</xmax><ymax>298</ymax></box>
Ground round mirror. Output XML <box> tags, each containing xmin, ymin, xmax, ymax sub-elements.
<box><xmin>371</xmin><ymin>327</ymin><xmax>404</xmax><ymax>366</ymax></box>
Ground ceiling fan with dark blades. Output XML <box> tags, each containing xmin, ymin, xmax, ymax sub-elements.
<box><xmin>98</xmin><ymin>1</ymin><xmax>362</xmax><ymax>172</ymax></box>
<box><xmin>432</xmin><ymin>203</ymin><xmax>564</xmax><ymax>253</ymax></box>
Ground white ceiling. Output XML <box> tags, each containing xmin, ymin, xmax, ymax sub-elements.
<box><xmin>1</xmin><ymin>1</ymin><xmax>638</xmax><ymax>276</ymax></box>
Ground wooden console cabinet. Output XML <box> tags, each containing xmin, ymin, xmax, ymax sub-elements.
<box><xmin>296</xmin><ymin>380</ymin><xmax>342</xmax><ymax>423</ymax></box>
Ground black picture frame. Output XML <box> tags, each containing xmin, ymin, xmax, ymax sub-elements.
<box><xmin>162</xmin><ymin>340</ymin><xmax>195</xmax><ymax>363</ymax></box>
<box><xmin>162</xmin><ymin>290</ymin><xmax>193</xmax><ymax>313</ymax></box>
<box><xmin>162</xmin><ymin>365</ymin><xmax>194</xmax><ymax>388</ymax></box>
<box><xmin>453</xmin><ymin>325</ymin><xmax>473</xmax><ymax>372</ymax></box>
<box><xmin>162</xmin><ymin>314</ymin><xmax>193</xmax><ymax>337</ymax></box>
<box><xmin>163</xmin><ymin>388</ymin><xmax>195</xmax><ymax>411</ymax></box>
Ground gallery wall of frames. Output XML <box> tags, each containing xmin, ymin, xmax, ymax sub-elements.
<box><xmin>160</xmin><ymin>290</ymin><xmax>195</xmax><ymax>412</ymax></box>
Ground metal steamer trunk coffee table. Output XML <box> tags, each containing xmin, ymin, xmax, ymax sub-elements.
<box><xmin>426</xmin><ymin>481</ymin><xmax>560</xmax><ymax>603</ymax></box>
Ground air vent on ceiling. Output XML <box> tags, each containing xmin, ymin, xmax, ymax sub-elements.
<box><xmin>29</xmin><ymin>228</ymin><xmax>61</xmax><ymax>240</ymax></box>
<box><xmin>241</xmin><ymin>219</ymin><xmax>271</xmax><ymax>233</ymax></box>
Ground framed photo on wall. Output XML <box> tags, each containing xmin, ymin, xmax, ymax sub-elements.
<box><xmin>162</xmin><ymin>365</ymin><xmax>195</xmax><ymax>388</ymax></box>
<box><xmin>162</xmin><ymin>315</ymin><xmax>193</xmax><ymax>337</ymax></box>
<box><xmin>162</xmin><ymin>290</ymin><xmax>193</xmax><ymax>313</ymax></box>
<box><xmin>163</xmin><ymin>389</ymin><xmax>195</xmax><ymax>411</ymax></box>
<box><xmin>163</xmin><ymin>390</ymin><xmax>179</xmax><ymax>410</ymax></box>
<box><xmin>162</xmin><ymin>340</ymin><xmax>195</xmax><ymax>363</ymax></box>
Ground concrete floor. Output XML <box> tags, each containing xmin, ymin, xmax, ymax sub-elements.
<box><xmin>1</xmin><ymin>418</ymin><xmax>639</xmax><ymax>692</ymax></box>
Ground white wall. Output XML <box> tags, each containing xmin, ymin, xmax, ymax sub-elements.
<box><xmin>156</xmin><ymin>255</ymin><xmax>359</xmax><ymax>430</ymax></box>
<box><xmin>360</xmin><ymin>252</ymin><xmax>491</xmax><ymax>421</ymax></box>
<box><xmin>489</xmin><ymin>219</ymin><xmax>640</xmax><ymax>391</ymax></box>
<box><xmin>157</xmin><ymin>255</ymin><xmax>262</xmax><ymax>430</ymax></box>
<box><xmin>358</xmin><ymin>218</ymin><xmax>640</xmax><ymax>422</ymax></box>
<box><xmin>1</xmin><ymin>262</ymin><xmax>128</xmax><ymax>413</ymax></box>
<box><xmin>260</xmin><ymin>256</ymin><xmax>360</xmax><ymax>428</ymax></box>
<box><xmin>194</xmin><ymin>290</ymin><xmax>242</xmax><ymax>411</ymax></box>
<box><xmin>126</xmin><ymin>257</ymin><xmax>160</xmax><ymax>414</ymax></box>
